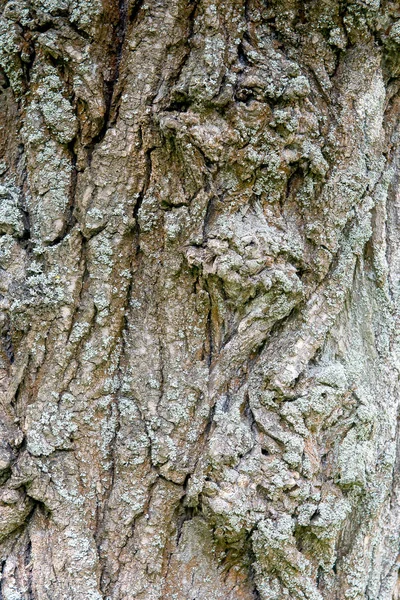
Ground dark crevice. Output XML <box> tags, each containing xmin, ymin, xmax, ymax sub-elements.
<box><xmin>25</xmin><ymin>540</ymin><xmax>34</xmax><ymax>600</ymax></box>
<box><xmin>80</xmin><ymin>224</ymin><xmax>108</xmax><ymax>242</ymax></box>
<box><xmin>205</xmin><ymin>298</ymin><xmax>213</xmax><ymax>368</ymax></box>
<box><xmin>33</xmin><ymin>499</ymin><xmax>51</xmax><ymax>519</ymax></box>
<box><xmin>86</xmin><ymin>0</ymin><xmax>130</xmax><ymax>158</ymax></box>
<box><xmin>160</xmin><ymin>200</ymin><xmax>189</xmax><ymax>210</ymax></box>
<box><xmin>294</xmin><ymin>526</ymin><xmax>305</xmax><ymax>553</ymax></box>
<box><xmin>45</xmin><ymin>53</ymin><xmax>67</xmax><ymax>77</ymax></box>
<box><xmin>107</xmin><ymin>87</ymin><xmax>123</xmax><ymax>128</ymax></box>
<box><xmin>310</xmin><ymin>509</ymin><xmax>321</xmax><ymax>523</ymax></box>
<box><xmin>22</xmin><ymin>45</ymin><xmax>36</xmax><ymax>88</ymax></box>
<box><xmin>133</xmin><ymin>145</ymin><xmax>154</xmax><ymax>252</ymax></box>
<box><xmin>0</xmin><ymin>467</ymin><xmax>11</xmax><ymax>487</ymax></box>
<box><xmin>176</xmin><ymin>505</ymin><xmax>195</xmax><ymax>545</ymax></box>
<box><xmin>204</xmin><ymin>403</ymin><xmax>216</xmax><ymax>440</ymax></box>
<box><xmin>114</xmin><ymin>0</ymin><xmax>130</xmax><ymax>83</ymax></box>
<box><xmin>243</xmin><ymin>0</ymin><xmax>251</xmax><ymax>24</ymax></box>
<box><xmin>243</xmin><ymin>392</ymin><xmax>258</xmax><ymax>435</ymax></box>
<box><xmin>128</xmin><ymin>0</ymin><xmax>145</xmax><ymax>24</ymax></box>
<box><xmin>316</xmin><ymin>565</ymin><xmax>324</xmax><ymax>589</ymax></box>
<box><xmin>284</xmin><ymin>165</ymin><xmax>304</xmax><ymax>207</ymax></box>
<box><xmin>237</xmin><ymin>41</ymin><xmax>250</xmax><ymax>67</ymax></box>
<box><xmin>2</xmin><ymin>324</ymin><xmax>14</xmax><ymax>364</ymax></box>
<box><xmin>248</xmin><ymin>560</ymin><xmax>262</xmax><ymax>600</ymax></box>
<box><xmin>0</xmin><ymin>559</ymin><xmax>4</xmax><ymax>600</ymax></box>
<box><xmin>175</xmin><ymin>472</ymin><xmax>200</xmax><ymax>545</ymax></box>
<box><xmin>202</xmin><ymin>196</ymin><xmax>216</xmax><ymax>243</ymax></box>
<box><xmin>29</xmin><ymin>21</ymin><xmax>54</xmax><ymax>34</ymax></box>
<box><xmin>66</xmin><ymin>20</ymin><xmax>91</xmax><ymax>41</ymax></box>
<box><xmin>256</xmin><ymin>483</ymin><xmax>271</xmax><ymax>503</ymax></box>
<box><xmin>10</xmin><ymin>374</ymin><xmax>24</xmax><ymax>415</ymax></box>
<box><xmin>222</xmin><ymin>393</ymin><xmax>231</xmax><ymax>413</ymax></box>
<box><xmin>16</xmin><ymin>145</ymin><xmax>33</xmax><ymax>254</ymax></box>
<box><xmin>166</xmin><ymin>93</ymin><xmax>192</xmax><ymax>113</ymax></box>
<box><xmin>306</xmin><ymin>64</ymin><xmax>335</xmax><ymax>110</ymax></box>
<box><xmin>0</xmin><ymin>66</ymin><xmax>10</xmax><ymax>90</ymax></box>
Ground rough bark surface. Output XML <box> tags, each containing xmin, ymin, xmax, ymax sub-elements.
<box><xmin>0</xmin><ymin>0</ymin><xmax>399</xmax><ymax>598</ymax></box>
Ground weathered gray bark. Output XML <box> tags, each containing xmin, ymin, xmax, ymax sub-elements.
<box><xmin>0</xmin><ymin>0</ymin><xmax>399</xmax><ymax>598</ymax></box>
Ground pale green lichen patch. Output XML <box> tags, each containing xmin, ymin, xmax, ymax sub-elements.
<box><xmin>36</xmin><ymin>65</ymin><xmax>78</xmax><ymax>144</ymax></box>
<box><xmin>0</xmin><ymin>184</ymin><xmax>25</xmax><ymax>237</ymax></box>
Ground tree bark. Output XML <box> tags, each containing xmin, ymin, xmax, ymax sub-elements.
<box><xmin>0</xmin><ymin>0</ymin><xmax>399</xmax><ymax>598</ymax></box>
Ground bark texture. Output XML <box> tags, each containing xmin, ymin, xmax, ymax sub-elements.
<box><xmin>0</xmin><ymin>0</ymin><xmax>400</xmax><ymax>598</ymax></box>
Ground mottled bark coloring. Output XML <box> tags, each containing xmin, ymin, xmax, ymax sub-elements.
<box><xmin>0</xmin><ymin>0</ymin><xmax>399</xmax><ymax>598</ymax></box>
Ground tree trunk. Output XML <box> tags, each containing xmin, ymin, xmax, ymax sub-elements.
<box><xmin>0</xmin><ymin>0</ymin><xmax>399</xmax><ymax>598</ymax></box>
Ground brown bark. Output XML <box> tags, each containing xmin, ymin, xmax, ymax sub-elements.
<box><xmin>0</xmin><ymin>1</ymin><xmax>400</xmax><ymax>598</ymax></box>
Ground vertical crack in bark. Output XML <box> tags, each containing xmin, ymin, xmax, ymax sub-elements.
<box><xmin>17</xmin><ymin>144</ymin><xmax>32</xmax><ymax>254</ymax></box>
<box><xmin>198</xmin><ymin>273</ymin><xmax>214</xmax><ymax>369</ymax></box>
<box><xmin>87</xmin><ymin>0</ymin><xmax>131</xmax><ymax>157</ymax></box>
<box><xmin>133</xmin><ymin>144</ymin><xmax>155</xmax><ymax>253</ymax></box>
<box><xmin>0</xmin><ymin>559</ymin><xmax>4</xmax><ymax>600</ymax></box>
<box><xmin>110</xmin><ymin>0</ymin><xmax>130</xmax><ymax>97</ymax></box>
<box><xmin>128</xmin><ymin>0</ymin><xmax>145</xmax><ymax>27</ymax></box>
<box><xmin>1</xmin><ymin>314</ymin><xmax>14</xmax><ymax>365</ymax></box>
<box><xmin>25</xmin><ymin>539</ymin><xmax>34</xmax><ymax>600</ymax></box>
